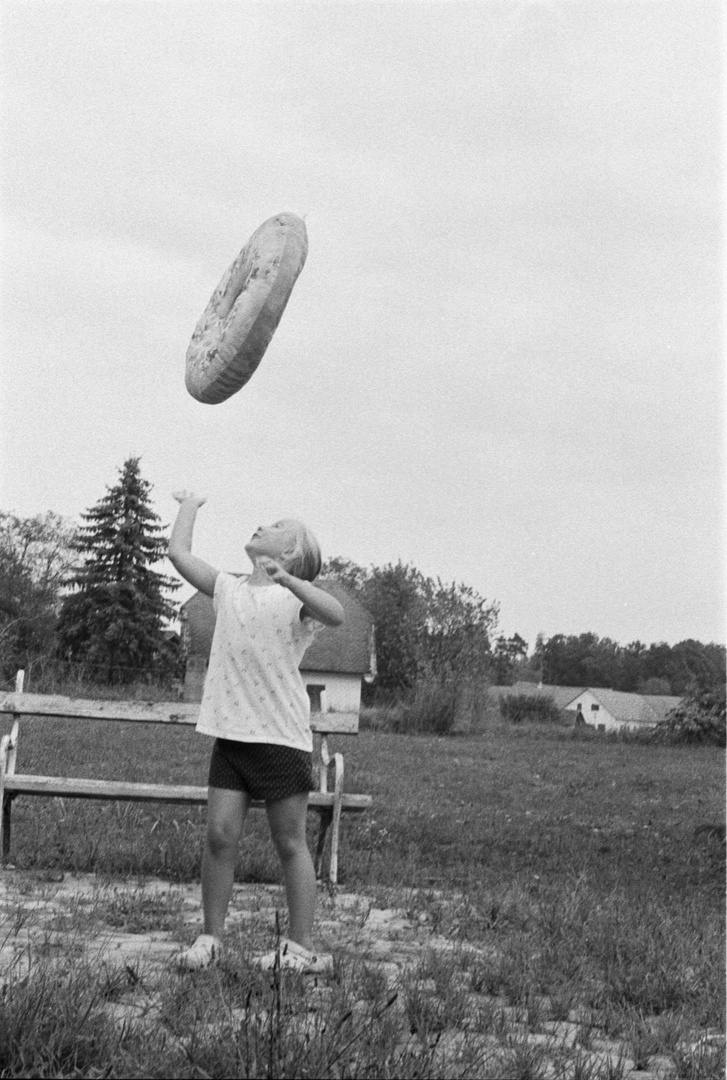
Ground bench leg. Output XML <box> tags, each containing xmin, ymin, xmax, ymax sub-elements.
<box><xmin>329</xmin><ymin>755</ymin><xmax>345</xmax><ymax>887</ymax></box>
<box><xmin>1</xmin><ymin>794</ymin><xmax>14</xmax><ymax>863</ymax></box>
<box><xmin>313</xmin><ymin>808</ymin><xmax>332</xmax><ymax>881</ymax></box>
<box><xmin>0</xmin><ymin>731</ymin><xmax>10</xmax><ymax>864</ymax></box>
<box><xmin>312</xmin><ymin>753</ymin><xmax>345</xmax><ymax>886</ymax></box>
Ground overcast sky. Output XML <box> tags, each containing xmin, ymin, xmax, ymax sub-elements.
<box><xmin>1</xmin><ymin>1</ymin><xmax>722</xmax><ymax>650</ymax></box>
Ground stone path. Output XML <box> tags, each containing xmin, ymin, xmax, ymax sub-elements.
<box><xmin>0</xmin><ymin>869</ymin><xmax>722</xmax><ymax>1079</ymax></box>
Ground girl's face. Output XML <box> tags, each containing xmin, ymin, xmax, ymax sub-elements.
<box><xmin>245</xmin><ymin>520</ymin><xmax>297</xmax><ymax>564</ymax></box>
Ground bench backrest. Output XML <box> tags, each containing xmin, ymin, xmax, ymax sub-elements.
<box><xmin>0</xmin><ymin>693</ymin><xmax>360</xmax><ymax>735</ymax></box>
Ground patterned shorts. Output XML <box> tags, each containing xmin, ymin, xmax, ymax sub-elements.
<box><xmin>208</xmin><ymin>739</ymin><xmax>315</xmax><ymax>802</ymax></box>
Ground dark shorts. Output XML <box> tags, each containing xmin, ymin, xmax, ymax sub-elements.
<box><xmin>208</xmin><ymin>739</ymin><xmax>315</xmax><ymax>802</ymax></box>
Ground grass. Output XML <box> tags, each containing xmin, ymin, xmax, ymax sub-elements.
<box><xmin>0</xmin><ymin>705</ymin><xmax>724</xmax><ymax>1078</ymax></box>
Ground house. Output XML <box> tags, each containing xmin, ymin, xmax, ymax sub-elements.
<box><xmin>179</xmin><ymin>578</ymin><xmax>376</xmax><ymax>713</ymax></box>
<box><xmin>492</xmin><ymin>681</ymin><xmax>682</xmax><ymax>731</ymax></box>
<box><xmin>565</xmin><ymin>688</ymin><xmax>681</xmax><ymax>732</ymax></box>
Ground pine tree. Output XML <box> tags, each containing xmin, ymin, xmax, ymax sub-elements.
<box><xmin>56</xmin><ymin>458</ymin><xmax>180</xmax><ymax>684</ymax></box>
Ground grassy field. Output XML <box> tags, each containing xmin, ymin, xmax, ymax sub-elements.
<box><xmin>1</xmin><ymin>709</ymin><xmax>724</xmax><ymax>1078</ymax></box>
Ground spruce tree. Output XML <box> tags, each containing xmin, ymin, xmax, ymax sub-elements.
<box><xmin>56</xmin><ymin>458</ymin><xmax>180</xmax><ymax>684</ymax></box>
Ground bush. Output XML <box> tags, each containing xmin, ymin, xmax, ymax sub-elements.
<box><xmin>4</xmin><ymin>657</ymin><xmax>183</xmax><ymax>699</ymax></box>
<box><xmin>499</xmin><ymin>693</ymin><xmax>564</xmax><ymax>725</ymax></box>
<box><xmin>651</xmin><ymin>687</ymin><xmax>726</xmax><ymax>747</ymax></box>
<box><xmin>383</xmin><ymin>677</ymin><xmax>488</xmax><ymax>735</ymax></box>
<box><xmin>392</xmin><ymin>679</ymin><xmax>459</xmax><ymax>735</ymax></box>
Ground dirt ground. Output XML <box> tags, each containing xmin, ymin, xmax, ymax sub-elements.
<box><xmin>0</xmin><ymin>868</ymin><xmax>722</xmax><ymax>1079</ymax></box>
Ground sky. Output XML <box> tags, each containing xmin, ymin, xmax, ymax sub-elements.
<box><xmin>0</xmin><ymin>1</ymin><xmax>723</xmax><ymax>650</ymax></box>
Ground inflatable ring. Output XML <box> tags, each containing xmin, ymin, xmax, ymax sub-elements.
<box><xmin>185</xmin><ymin>212</ymin><xmax>308</xmax><ymax>404</ymax></box>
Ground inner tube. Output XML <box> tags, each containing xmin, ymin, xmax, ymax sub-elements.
<box><xmin>185</xmin><ymin>212</ymin><xmax>308</xmax><ymax>404</ymax></box>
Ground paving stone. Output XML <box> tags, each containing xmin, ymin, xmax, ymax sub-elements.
<box><xmin>541</xmin><ymin>1020</ymin><xmax>575</xmax><ymax>1042</ymax></box>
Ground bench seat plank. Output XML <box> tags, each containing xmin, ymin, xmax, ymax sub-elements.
<box><xmin>4</xmin><ymin>774</ymin><xmax>372</xmax><ymax>811</ymax></box>
<box><xmin>0</xmin><ymin>694</ymin><xmax>360</xmax><ymax>734</ymax></box>
<box><xmin>0</xmin><ymin>681</ymin><xmax>371</xmax><ymax>883</ymax></box>
<box><xmin>0</xmin><ymin>695</ymin><xmax>199</xmax><ymax>725</ymax></box>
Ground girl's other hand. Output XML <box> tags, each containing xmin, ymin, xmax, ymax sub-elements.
<box><xmin>173</xmin><ymin>490</ymin><xmax>207</xmax><ymax>507</ymax></box>
<box><xmin>257</xmin><ymin>557</ymin><xmax>290</xmax><ymax>585</ymax></box>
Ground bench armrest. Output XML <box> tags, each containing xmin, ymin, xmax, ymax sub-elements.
<box><xmin>317</xmin><ymin>734</ymin><xmax>345</xmax><ymax>794</ymax></box>
<box><xmin>1</xmin><ymin>720</ymin><xmax>19</xmax><ymax>779</ymax></box>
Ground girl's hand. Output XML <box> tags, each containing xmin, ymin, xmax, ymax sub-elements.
<box><xmin>257</xmin><ymin>557</ymin><xmax>290</xmax><ymax>586</ymax></box>
<box><xmin>172</xmin><ymin>490</ymin><xmax>207</xmax><ymax>507</ymax></box>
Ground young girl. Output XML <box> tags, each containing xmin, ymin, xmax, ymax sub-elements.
<box><xmin>168</xmin><ymin>490</ymin><xmax>345</xmax><ymax>973</ymax></box>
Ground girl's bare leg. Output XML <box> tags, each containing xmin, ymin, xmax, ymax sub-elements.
<box><xmin>266</xmin><ymin>793</ymin><xmax>316</xmax><ymax>950</ymax></box>
<box><xmin>202</xmin><ymin>787</ymin><xmax>250</xmax><ymax>939</ymax></box>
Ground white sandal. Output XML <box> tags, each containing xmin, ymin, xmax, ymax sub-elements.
<box><xmin>175</xmin><ymin>934</ymin><xmax>223</xmax><ymax>971</ymax></box>
<box><xmin>255</xmin><ymin>937</ymin><xmax>333</xmax><ymax>975</ymax></box>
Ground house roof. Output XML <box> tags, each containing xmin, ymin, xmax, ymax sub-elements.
<box><xmin>575</xmin><ymin>688</ymin><xmax>652</xmax><ymax>724</ymax></box>
<box><xmin>180</xmin><ymin>577</ymin><xmax>375</xmax><ymax>676</ymax></box>
<box><xmin>582</xmin><ymin>688</ymin><xmax>681</xmax><ymax>725</ymax></box>
<box><xmin>642</xmin><ymin>694</ymin><xmax>683</xmax><ymax>724</ymax></box>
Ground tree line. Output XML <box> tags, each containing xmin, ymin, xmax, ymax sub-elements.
<box><xmin>320</xmin><ymin>560</ymin><xmax>725</xmax><ymax>700</ymax></box>
<box><xmin>519</xmin><ymin>633</ymin><xmax>725</xmax><ymax>698</ymax></box>
<box><xmin>0</xmin><ymin>457</ymin><xmax>724</xmax><ymax>700</ymax></box>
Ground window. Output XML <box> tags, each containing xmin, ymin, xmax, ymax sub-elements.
<box><xmin>590</xmin><ymin>704</ymin><xmax>600</xmax><ymax>711</ymax></box>
<box><xmin>306</xmin><ymin>684</ymin><xmax>326</xmax><ymax>712</ymax></box>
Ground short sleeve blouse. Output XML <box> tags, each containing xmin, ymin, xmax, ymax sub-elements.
<box><xmin>196</xmin><ymin>573</ymin><xmax>320</xmax><ymax>751</ymax></box>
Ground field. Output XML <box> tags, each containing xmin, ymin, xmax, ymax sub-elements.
<box><xmin>1</xmin><ymin>709</ymin><xmax>724</xmax><ymax>1078</ymax></box>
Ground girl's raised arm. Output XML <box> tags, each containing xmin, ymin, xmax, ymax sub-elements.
<box><xmin>168</xmin><ymin>492</ymin><xmax>220</xmax><ymax>597</ymax></box>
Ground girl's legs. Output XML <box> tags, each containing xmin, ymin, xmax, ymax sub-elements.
<box><xmin>202</xmin><ymin>786</ymin><xmax>250</xmax><ymax>939</ymax></box>
<box><xmin>266</xmin><ymin>793</ymin><xmax>316</xmax><ymax>950</ymax></box>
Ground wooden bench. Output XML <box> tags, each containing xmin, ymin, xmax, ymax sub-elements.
<box><xmin>0</xmin><ymin>675</ymin><xmax>371</xmax><ymax>885</ymax></box>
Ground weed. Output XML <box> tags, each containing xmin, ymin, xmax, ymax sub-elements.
<box><xmin>575</xmin><ymin>1019</ymin><xmax>597</xmax><ymax>1051</ymax></box>
<box><xmin>600</xmin><ymin>1050</ymin><xmax>630</xmax><ymax>1080</ymax></box>
<box><xmin>651</xmin><ymin>1008</ymin><xmax>691</xmax><ymax>1052</ymax></box>
<box><xmin>470</xmin><ymin>996</ymin><xmax>510</xmax><ymax>1036</ymax></box>
<box><xmin>564</xmin><ymin>1046</ymin><xmax>608</xmax><ymax>1080</ymax></box>
<box><xmin>622</xmin><ymin>1007</ymin><xmax>662</xmax><ymax>1070</ymax></box>
<box><xmin>401</xmin><ymin>976</ymin><xmax>450</xmax><ymax>1038</ymax></box>
<box><xmin>548</xmin><ymin>982</ymin><xmax>577</xmax><ymax>1022</ymax></box>
<box><xmin>0</xmin><ymin>958</ymin><xmax>129</xmax><ymax>1078</ymax></box>
<box><xmin>97</xmin><ymin>891</ymin><xmax>186</xmax><ymax>935</ymax></box>
<box><xmin>497</xmin><ymin>1030</ymin><xmax>550</xmax><ymax>1079</ymax></box>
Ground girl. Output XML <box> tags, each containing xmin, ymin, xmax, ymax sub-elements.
<box><xmin>168</xmin><ymin>491</ymin><xmax>345</xmax><ymax>973</ymax></box>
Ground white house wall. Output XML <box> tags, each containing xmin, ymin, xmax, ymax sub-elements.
<box><xmin>566</xmin><ymin>690</ymin><xmax>619</xmax><ymax>731</ymax></box>
<box><xmin>302</xmin><ymin>671</ymin><xmax>361</xmax><ymax>713</ymax></box>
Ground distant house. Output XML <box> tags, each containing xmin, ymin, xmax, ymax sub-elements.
<box><xmin>565</xmin><ymin>688</ymin><xmax>681</xmax><ymax>732</ymax></box>
<box><xmin>180</xmin><ymin>578</ymin><xmax>376</xmax><ymax>714</ymax></box>
<box><xmin>492</xmin><ymin>681</ymin><xmax>681</xmax><ymax>731</ymax></box>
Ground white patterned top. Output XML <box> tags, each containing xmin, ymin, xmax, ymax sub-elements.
<box><xmin>196</xmin><ymin>573</ymin><xmax>321</xmax><ymax>751</ymax></box>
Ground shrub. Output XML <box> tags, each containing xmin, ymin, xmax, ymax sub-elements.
<box><xmin>387</xmin><ymin>677</ymin><xmax>487</xmax><ymax>735</ymax></box>
<box><xmin>500</xmin><ymin>693</ymin><xmax>564</xmax><ymax>725</ymax></box>
<box><xmin>359</xmin><ymin>703</ymin><xmax>406</xmax><ymax>732</ymax></box>
<box><xmin>5</xmin><ymin>657</ymin><xmax>182</xmax><ymax>700</ymax></box>
<box><xmin>392</xmin><ymin>679</ymin><xmax>459</xmax><ymax>735</ymax></box>
<box><xmin>651</xmin><ymin>688</ymin><xmax>726</xmax><ymax>747</ymax></box>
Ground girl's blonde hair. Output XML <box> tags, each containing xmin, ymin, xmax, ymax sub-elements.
<box><xmin>282</xmin><ymin>519</ymin><xmax>322</xmax><ymax>582</ymax></box>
